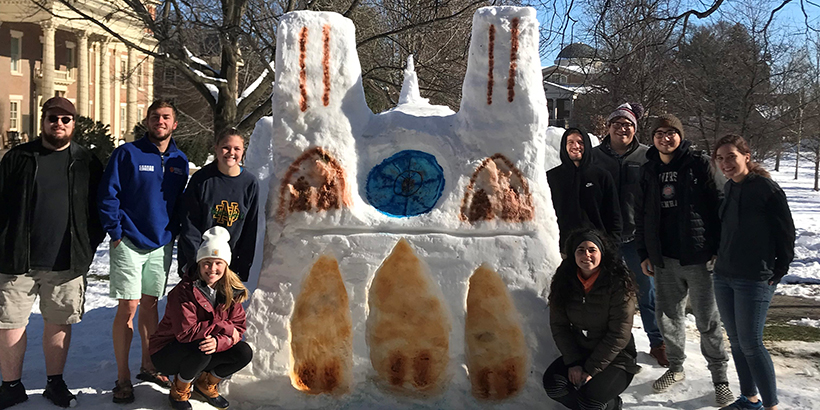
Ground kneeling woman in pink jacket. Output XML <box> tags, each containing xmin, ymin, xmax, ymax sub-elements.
<box><xmin>150</xmin><ymin>226</ymin><xmax>252</xmax><ymax>410</ymax></box>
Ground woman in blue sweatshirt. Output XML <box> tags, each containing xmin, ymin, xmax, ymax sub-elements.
<box><xmin>712</xmin><ymin>134</ymin><xmax>795</xmax><ymax>410</ymax></box>
<box><xmin>178</xmin><ymin>128</ymin><xmax>259</xmax><ymax>281</ymax></box>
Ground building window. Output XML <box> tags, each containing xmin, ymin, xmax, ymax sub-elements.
<box><xmin>137</xmin><ymin>107</ymin><xmax>143</xmax><ymax>121</ymax></box>
<box><xmin>66</xmin><ymin>42</ymin><xmax>76</xmax><ymax>77</ymax></box>
<box><xmin>558</xmin><ymin>74</ymin><xmax>568</xmax><ymax>84</ymax></box>
<box><xmin>137</xmin><ymin>63</ymin><xmax>143</xmax><ymax>88</ymax></box>
<box><xmin>557</xmin><ymin>98</ymin><xmax>571</xmax><ymax>120</ymax></box>
<box><xmin>9</xmin><ymin>101</ymin><xmax>20</xmax><ymax>131</ymax></box>
<box><xmin>163</xmin><ymin>66</ymin><xmax>176</xmax><ymax>84</ymax></box>
<box><xmin>10</xmin><ymin>31</ymin><xmax>23</xmax><ymax>74</ymax></box>
<box><xmin>120</xmin><ymin>106</ymin><xmax>127</xmax><ymax>136</ymax></box>
<box><xmin>120</xmin><ymin>59</ymin><xmax>127</xmax><ymax>86</ymax></box>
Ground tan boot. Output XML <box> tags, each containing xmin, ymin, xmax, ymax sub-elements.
<box><xmin>169</xmin><ymin>376</ymin><xmax>192</xmax><ymax>410</ymax></box>
<box><xmin>194</xmin><ymin>372</ymin><xmax>230</xmax><ymax>409</ymax></box>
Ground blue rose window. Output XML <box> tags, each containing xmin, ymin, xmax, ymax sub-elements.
<box><xmin>366</xmin><ymin>150</ymin><xmax>445</xmax><ymax>217</ymax></box>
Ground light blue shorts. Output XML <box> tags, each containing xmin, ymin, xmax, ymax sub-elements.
<box><xmin>109</xmin><ymin>237</ymin><xmax>172</xmax><ymax>299</ymax></box>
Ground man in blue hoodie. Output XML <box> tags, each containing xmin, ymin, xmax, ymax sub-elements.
<box><xmin>98</xmin><ymin>99</ymin><xmax>188</xmax><ymax>403</ymax></box>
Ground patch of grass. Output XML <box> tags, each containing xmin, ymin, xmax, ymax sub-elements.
<box><xmin>86</xmin><ymin>273</ymin><xmax>110</xmax><ymax>281</ymax></box>
<box><xmin>764</xmin><ymin>323</ymin><xmax>820</xmax><ymax>342</ymax></box>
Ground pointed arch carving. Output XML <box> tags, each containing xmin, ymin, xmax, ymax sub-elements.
<box><xmin>460</xmin><ymin>154</ymin><xmax>533</xmax><ymax>223</ymax></box>
<box><xmin>276</xmin><ymin>147</ymin><xmax>351</xmax><ymax>222</ymax></box>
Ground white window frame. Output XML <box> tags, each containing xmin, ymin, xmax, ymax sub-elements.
<box><xmin>8</xmin><ymin>96</ymin><xmax>23</xmax><ymax>131</ymax></box>
<box><xmin>10</xmin><ymin>30</ymin><xmax>23</xmax><ymax>75</ymax></box>
<box><xmin>119</xmin><ymin>104</ymin><xmax>127</xmax><ymax>137</ymax></box>
<box><xmin>136</xmin><ymin>63</ymin><xmax>143</xmax><ymax>88</ymax></box>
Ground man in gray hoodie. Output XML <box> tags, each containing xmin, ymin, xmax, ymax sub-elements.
<box><xmin>593</xmin><ymin>103</ymin><xmax>667</xmax><ymax>368</ymax></box>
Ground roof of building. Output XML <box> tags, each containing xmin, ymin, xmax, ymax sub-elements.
<box><xmin>556</xmin><ymin>43</ymin><xmax>596</xmax><ymax>60</ymax></box>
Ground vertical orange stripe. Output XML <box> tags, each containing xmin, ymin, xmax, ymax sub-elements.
<box><xmin>299</xmin><ymin>27</ymin><xmax>309</xmax><ymax>112</ymax></box>
<box><xmin>487</xmin><ymin>25</ymin><xmax>495</xmax><ymax>105</ymax></box>
<box><xmin>507</xmin><ymin>17</ymin><xmax>519</xmax><ymax>103</ymax></box>
<box><xmin>322</xmin><ymin>25</ymin><xmax>331</xmax><ymax>107</ymax></box>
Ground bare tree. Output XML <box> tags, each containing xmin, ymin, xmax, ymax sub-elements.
<box><xmin>39</xmin><ymin>0</ymin><xmax>493</xmax><ymax>144</ymax></box>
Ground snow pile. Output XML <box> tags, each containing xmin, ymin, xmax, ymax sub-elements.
<box><xmin>788</xmin><ymin>318</ymin><xmax>820</xmax><ymax>328</ymax></box>
<box><xmin>766</xmin><ymin>155</ymin><xmax>820</xmax><ymax>301</ymax></box>
<box><xmin>237</xmin><ymin>7</ymin><xmax>562</xmax><ymax>408</ymax></box>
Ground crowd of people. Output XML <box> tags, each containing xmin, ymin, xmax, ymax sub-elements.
<box><xmin>547</xmin><ymin>104</ymin><xmax>795</xmax><ymax>410</ymax></box>
<box><xmin>0</xmin><ymin>97</ymin><xmax>796</xmax><ymax>410</ymax></box>
<box><xmin>0</xmin><ymin>97</ymin><xmax>257</xmax><ymax>410</ymax></box>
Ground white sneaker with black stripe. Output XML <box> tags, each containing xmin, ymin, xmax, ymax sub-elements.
<box><xmin>652</xmin><ymin>369</ymin><xmax>685</xmax><ymax>393</ymax></box>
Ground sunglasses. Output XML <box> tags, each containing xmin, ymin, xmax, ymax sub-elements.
<box><xmin>48</xmin><ymin>115</ymin><xmax>73</xmax><ymax>124</ymax></box>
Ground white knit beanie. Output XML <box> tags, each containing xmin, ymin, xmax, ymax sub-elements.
<box><xmin>196</xmin><ymin>226</ymin><xmax>232</xmax><ymax>265</ymax></box>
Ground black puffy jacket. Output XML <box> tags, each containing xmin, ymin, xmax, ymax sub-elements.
<box><xmin>715</xmin><ymin>173</ymin><xmax>795</xmax><ymax>283</ymax></box>
<box><xmin>550</xmin><ymin>266</ymin><xmax>640</xmax><ymax>377</ymax></box>
<box><xmin>0</xmin><ymin>139</ymin><xmax>105</xmax><ymax>277</ymax></box>
<box><xmin>635</xmin><ymin>141</ymin><xmax>721</xmax><ymax>267</ymax></box>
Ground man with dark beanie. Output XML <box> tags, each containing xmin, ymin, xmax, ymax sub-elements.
<box><xmin>548</xmin><ymin>127</ymin><xmax>622</xmax><ymax>249</ymax></box>
<box><xmin>593</xmin><ymin>103</ymin><xmax>667</xmax><ymax>367</ymax></box>
<box><xmin>635</xmin><ymin>113</ymin><xmax>732</xmax><ymax>406</ymax></box>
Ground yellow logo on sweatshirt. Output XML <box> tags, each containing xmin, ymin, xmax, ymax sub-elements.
<box><xmin>212</xmin><ymin>201</ymin><xmax>240</xmax><ymax>227</ymax></box>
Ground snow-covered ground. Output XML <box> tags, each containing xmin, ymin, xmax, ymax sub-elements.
<box><xmin>770</xmin><ymin>155</ymin><xmax>820</xmax><ymax>301</ymax></box>
<box><xmin>7</xmin><ymin>155</ymin><xmax>820</xmax><ymax>409</ymax></box>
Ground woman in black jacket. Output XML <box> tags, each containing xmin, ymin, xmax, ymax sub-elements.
<box><xmin>543</xmin><ymin>230</ymin><xmax>639</xmax><ymax>410</ymax></box>
<box><xmin>712</xmin><ymin>135</ymin><xmax>794</xmax><ymax>410</ymax></box>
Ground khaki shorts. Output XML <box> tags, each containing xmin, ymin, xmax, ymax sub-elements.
<box><xmin>109</xmin><ymin>237</ymin><xmax>172</xmax><ymax>300</ymax></box>
<box><xmin>0</xmin><ymin>270</ymin><xmax>86</xmax><ymax>329</ymax></box>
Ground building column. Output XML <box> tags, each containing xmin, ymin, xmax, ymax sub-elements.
<box><xmin>93</xmin><ymin>41</ymin><xmax>100</xmax><ymax>119</ymax></box>
<box><xmin>99</xmin><ymin>39</ymin><xmax>111</xmax><ymax>127</ymax></box>
<box><xmin>126</xmin><ymin>47</ymin><xmax>138</xmax><ymax>141</ymax></box>
<box><xmin>147</xmin><ymin>55</ymin><xmax>154</xmax><ymax>102</ymax></box>
<box><xmin>76</xmin><ymin>31</ymin><xmax>89</xmax><ymax>116</ymax></box>
<box><xmin>41</xmin><ymin>20</ymin><xmax>56</xmax><ymax>103</ymax></box>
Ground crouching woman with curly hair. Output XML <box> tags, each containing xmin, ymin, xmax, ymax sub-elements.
<box><xmin>543</xmin><ymin>229</ymin><xmax>639</xmax><ymax>410</ymax></box>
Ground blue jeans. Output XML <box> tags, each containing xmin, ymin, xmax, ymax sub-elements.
<box><xmin>621</xmin><ymin>241</ymin><xmax>663</xmax><ymax>347</ymax></box>
<box><xmin>713</xmin><ymin>274</ymin><xmax>778</xmax><ymax>407</ymax></box>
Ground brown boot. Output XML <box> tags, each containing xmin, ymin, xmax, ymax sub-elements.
<box><xmin>169</xmin><ymin>376</ymin><xmax>192</xmax><ymax>410</ymax></box>
<box><xmin>650</xmin><ymin>342</ymin><xmax>670</xmax><ymax>367</ymax></box>
<box><xmin>194</xmin><ymin>372</ymin><xmax>230</xmax><ymax>409</ymax></box>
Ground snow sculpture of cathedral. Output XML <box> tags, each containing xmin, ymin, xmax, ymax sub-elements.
<box><xmin>235</xmin><ymin>6</ymin><xmax>562</xmax><ymax>408</ymax></box>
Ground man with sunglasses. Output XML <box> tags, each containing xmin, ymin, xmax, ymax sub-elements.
<box><xmin>98</xmin><ymin>99</ymin><xmax>188</xmax><ymax>403</ymax></box>
<box><xmin>0</xmin><ymin>97</ymin><xmax>105</xmax><ymax>409</ymax></box>
<box><xmin>634</xmin><ymin>113</ymin><xmax>732</xmax><ymax>406</ymax></box>
<box><xmin>593</xmin><ymin>102</ymin><xmax>668</xmax><ymax>368</ymax></box>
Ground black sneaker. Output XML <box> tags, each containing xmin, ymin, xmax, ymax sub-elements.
<box><xmin>0</xmin><ymin>381</ymin><xmax>28</xmax><ymax>409</ymax></box>
<box><xmin>43</xmin><ymin>378</ymin><xmax>77</xmax><ymax>408</ymax></box>
<box><xmin>609</xmin><ymin>396</ymin><xmax>623</xmax><ymax>410</ymax></box>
